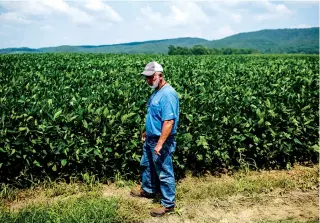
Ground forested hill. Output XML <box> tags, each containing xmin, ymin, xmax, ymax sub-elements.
<box><xmin>203</xmin><ymin>27</ymin><xmax>319</xmax><ymax>54</ymax></box>
<box><xmin>0</xmin><ymin>27</ymin><xmax>318</xmax><ymax>54</ymax></box>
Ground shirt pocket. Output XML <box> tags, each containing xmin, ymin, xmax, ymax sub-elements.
<box><xmin>150</xmin><ymin>100</ymin><xmax>161</xmax><ymax>117</ymax></box>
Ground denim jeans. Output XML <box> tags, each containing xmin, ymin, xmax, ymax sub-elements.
<box><xmin>140</xmin><ymin>135</ymin><xmax>176</xmax><ymax>208</ymax></box>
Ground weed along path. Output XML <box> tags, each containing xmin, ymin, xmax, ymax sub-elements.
<box><xmin>1</xmin><ymin>165</ymin><xmax>318</xmax><ymax>223</ymax></box>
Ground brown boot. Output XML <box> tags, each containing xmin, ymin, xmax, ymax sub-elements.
<box><xmin>150</xmin><ymin>205</ymin><xmax>174</xmax><ymax>217</ymax></box>
<box><xmin>130</xmin><ymin>188</ymin><xmax>155</xmax><ymax>198</ymax></box>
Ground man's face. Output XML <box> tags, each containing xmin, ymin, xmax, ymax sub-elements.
<box><xmin>145</xmin><ymin>72</ymin><xmax>160</xmax><ymax>88</ymax></box>
<box><xmin>145</xmin><ymin>73</ymin><xmax>156</xmax><ymax>86</ymax></box>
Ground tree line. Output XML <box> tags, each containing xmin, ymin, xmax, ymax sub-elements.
<box><xmin>168</xmin><ymin>45</ymin><xmax>260</xmax><ymax>55</ymax></box>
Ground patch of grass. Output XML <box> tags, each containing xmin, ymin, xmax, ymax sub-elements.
<box><xmin>0</xmin><ymin>183</ymin><xmax>20</xmax><ymax>202</ymax></box>
<box><xmin>234</xmin><ymin>176</ymin><xmax>296</xmax><ymax>195</ymax></box>
<box><xmin>117</xmin><ymin>198</ymin><xmax>151</xmax><ymax>222</ymax></box>
<box><xmin>1</xmin><ymin>192</ymin><xmax>151</xmax><ymax>223</ymax></box>
<box><xmin>1</xmin><ymin>177</ymin><xmax>151</xmax><ymax>222</ymax></box>
<box><xmin>176</xmin><ymin>165</ymin><xmax>319</xmax><ymax>202</ymax></box>
<box><xmin>0</xmin><ymin>194</ymin><xmax>122</xmax><ymax>223</ymax></box>
<box><xmin>113</xmin><ymin>171</ymin><xmax>137</xmax><ymax>189</ymax></box>
<box><xmin>42</xmin><ymin>180</ymin><xmax>102</xmax><ymax>198</ymax></box>
<box><xmin>176</xmin><ymin>177</ymin><xmax>236</xmax><ymax>201</ymax></box>
<box><xmin>1</xmin><ymin>179</ymin><xmax>103</xmax><ymax>206</ymax></box>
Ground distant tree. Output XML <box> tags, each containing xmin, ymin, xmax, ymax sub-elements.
<box><xmin>168</xmin><ymin>45</ymin><xmax>261</xmax><ymax>55</ymax></box>
<box><xmin>180</xmin><ymin>46</ymin><xmax>192</xmax><ymax>55</ymax></box>
<box><xmin>168</xmin><ymin>45</ymin><xmax>176</xmax><ymax>55</ymax></box>
<box><xmin>168</xmin><ymin>45</ymin><xmax>191</xmax><ymax>55</ymax></box>
<box><xmin>210</xmin><ymin>48</ymin><xmax>221</xmax><ymax>55</ymax></box>
<box><xmin>190</xmin><ymin>45</ymin><xmax>209</xmax><ymax>55</ymax></box>
<box><xmin>221</xmin><ymin>48</ymin><xmax>233</xmax><ymax>55</ymax></box>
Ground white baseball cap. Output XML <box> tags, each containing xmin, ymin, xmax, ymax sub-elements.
<box><xmin>141</xmin><ymin>61</ymin><xmax>163</xmax><ymax>76</ymax></box>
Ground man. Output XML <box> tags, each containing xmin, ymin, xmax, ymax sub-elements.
<box><xmin>130</xmin><ymin>61</ymin><xmax>180</xmax><ymax>217</ymax></box>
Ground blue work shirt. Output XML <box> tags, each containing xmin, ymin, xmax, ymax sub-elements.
<box><xmin>146</xmin><ymin>84</ymin><xmax>179</xmax><ymax>137</ymax></box>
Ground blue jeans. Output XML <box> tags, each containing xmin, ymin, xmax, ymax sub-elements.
<box><xmin>140</xmin><ymin>135</ymin><xmax>176</xmax><ymax>208</ymax></box>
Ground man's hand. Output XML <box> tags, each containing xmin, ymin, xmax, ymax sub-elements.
<box><xmin>154</xmin><ymin>144</ymin><xmax>162</xmax><ymax>156</ymax></box>
<box><xmin>154</xmin><ymin>120</ymin><xmax>174</xmax><ymax>156</ymax></box>
<box><xmin>141</xmin><ymin>132</ymin><xmax>146</xmax><ymax>142</ymax></box>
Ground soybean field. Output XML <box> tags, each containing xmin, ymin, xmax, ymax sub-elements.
<box><xmin>0</xmin><ymin>53</ymin><xmax>318</xmax><ymax>187</ymax></box>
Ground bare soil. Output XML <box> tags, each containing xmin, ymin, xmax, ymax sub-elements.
<box><xmin>141</xmin><ymin>190</ymin><xmax>318</xmax><ymax>223</ymax></box>
<box><xmin>3</xmin><ymin>165</ymin><xmax>319</xmax><ymax>223</ymax></box>
<box><xmin>99</xmin><ymin>181</ymin><xmax>319</xmax><ymax>223</ymax></box>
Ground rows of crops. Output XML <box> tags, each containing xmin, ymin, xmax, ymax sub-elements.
<box><xmin>0</xmin><ymin>53</ymin><xmax>318</xmax><ymax>186</ymax></box>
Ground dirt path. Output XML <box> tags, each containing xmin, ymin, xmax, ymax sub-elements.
<box><xmin>3</xmin><ymin>165</ymin><xmax>319</xmax><ymax>223</ymax></box>
<box><xmin>142</xmin><ymin>190</ymin><xmax>318</xmax><ymax>223</ymax></box>
<box><xmin>100</xmin><ymin>184</ymin><xmax>318</xmax><ymax>223</ymax></box>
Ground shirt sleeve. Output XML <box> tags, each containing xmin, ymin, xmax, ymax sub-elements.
<box><xmin>160</xmin><ymin>93</ymin><xmax>178</xmax><ymax>121</ymax></box>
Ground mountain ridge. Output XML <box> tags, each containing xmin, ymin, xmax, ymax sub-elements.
<box><xmin>0</xmin><ymin>27</ymin><xmax>318</xmax><ymax>54</ymax></box>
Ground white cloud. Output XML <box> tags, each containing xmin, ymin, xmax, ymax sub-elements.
<box><xmin>0</xmin><ymin>0</ymin><xmax>94</xmax><ymax>25</ymax></box>
<box><xmin>85</xmin><ymin>0</ymin><xmax>123</xmax><ymax>22</ymax></box>
<box><xmin>140</xmin><ymin>6</ymin><xmax>163</xmax><ymax>23</ymax></box>
<box><xmin>41</xmin><ymin>24</ymin><xmax>54</xmax><ymax>31</ymax></box>
<box><xmin>170</xmin><ymin>6</ymin><xmax>188</xmax><ymax>24</ymax></box>
<box><xmin>97</xmin><ymin>23</ymin><xmax>113</xmax><ymax>31</ymax></box>
<box><xmin>40</xmin><ymin>0</ymin><xmax>69</xmax><ymax>12</ymax></box>
<box><xmin>231</xmin><ymin>13</ymin><xmax>242</xmax><ymax>23</ymax></box>
<box><xmin>291</xmin><ymin>24</ymin><xmax>313</xmax><ymax>29</ymax></box>
<box><xmin>284</xmin><ymin>1</ymin><xmax>319</xmax><ymax>7</ymax></box>
<box><xmin>275</xmin><ymin>4</ymin><xmax>292</xmax><ymax>14</ymax></box>
<box><xmin>39</xmin><ymin>0</ymin><xmax>95</xmax><ymax>25</ymax></box>
<box><xmin>104</xmin><ymin>5</ymin><xmax>123</xmax><ymax>22</ymax></box>
<box><xmin>255</xmin><ymin>1</ymin><xmax>294</xmax><ymax>21</ymax></box>
<box><xmin>0</xmin><ymin>1</ymin><xmax>50</xmax><ymax>15</ymax></box>
<box><xmin>0</xmin><ymin>0</ymin><xmax>122</xmax><ymax>25</ymax></box>
<box><xmin>215</xmin><ymin>26</ymin><xmax>235</xmax><ymax>39</ymax></box>
<box><xmin>182</xmin><ymin>2</ymin><xmax>211</xmax><ymax>25</ymax></box>
<box><xmin>0</xmin><ymin>12</ymin><xmax>32</xmax><ymax>24</ymax></box>
<box><xmin>140</xmin><ymin>2</ymin><xmax>210</xmax><ymax>28</ymax></box>
<box><xmin>68</xmin><ymin>8</ymin><xmax>95</xmax><ymax>25</ymax></box>
<box><xmin>210</xmin><ymin>2</ymin><xmax>242</xmax><ymax>23</ymax></box>
<box><xmin>85</xmin><ymin>0</ymin><xmax>105</xmax><ymax>11</ymax></box>
<box><xmin>216</xmin><ymin>1</ymin><xmax>242</xmax><ymax>7</ymax></box>
<box><xmin>144</xmin><ymin>25</ymin><xmax>152</xmax><ymax>31</ymax></box>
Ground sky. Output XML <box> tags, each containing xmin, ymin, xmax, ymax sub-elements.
<box><xmin>0</xmin><ymin>0</ymin><xmax>319</xmax><ymax>49</ymax></box>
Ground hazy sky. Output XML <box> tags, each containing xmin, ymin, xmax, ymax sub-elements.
<box><xmin>0</xmin><ymin>0</ymin><xmax>319</xmax><ymax>48</ymax></box>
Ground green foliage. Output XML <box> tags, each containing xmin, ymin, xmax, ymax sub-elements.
<box><xmin>168</xmin><ymin>45</ymin><xmax>260</xmax><ymax>55</ymax></box>
<box><xmin>0</xmin><ymin>53</ymin><xmax>318</xmax><ymax>187</ymax></box>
